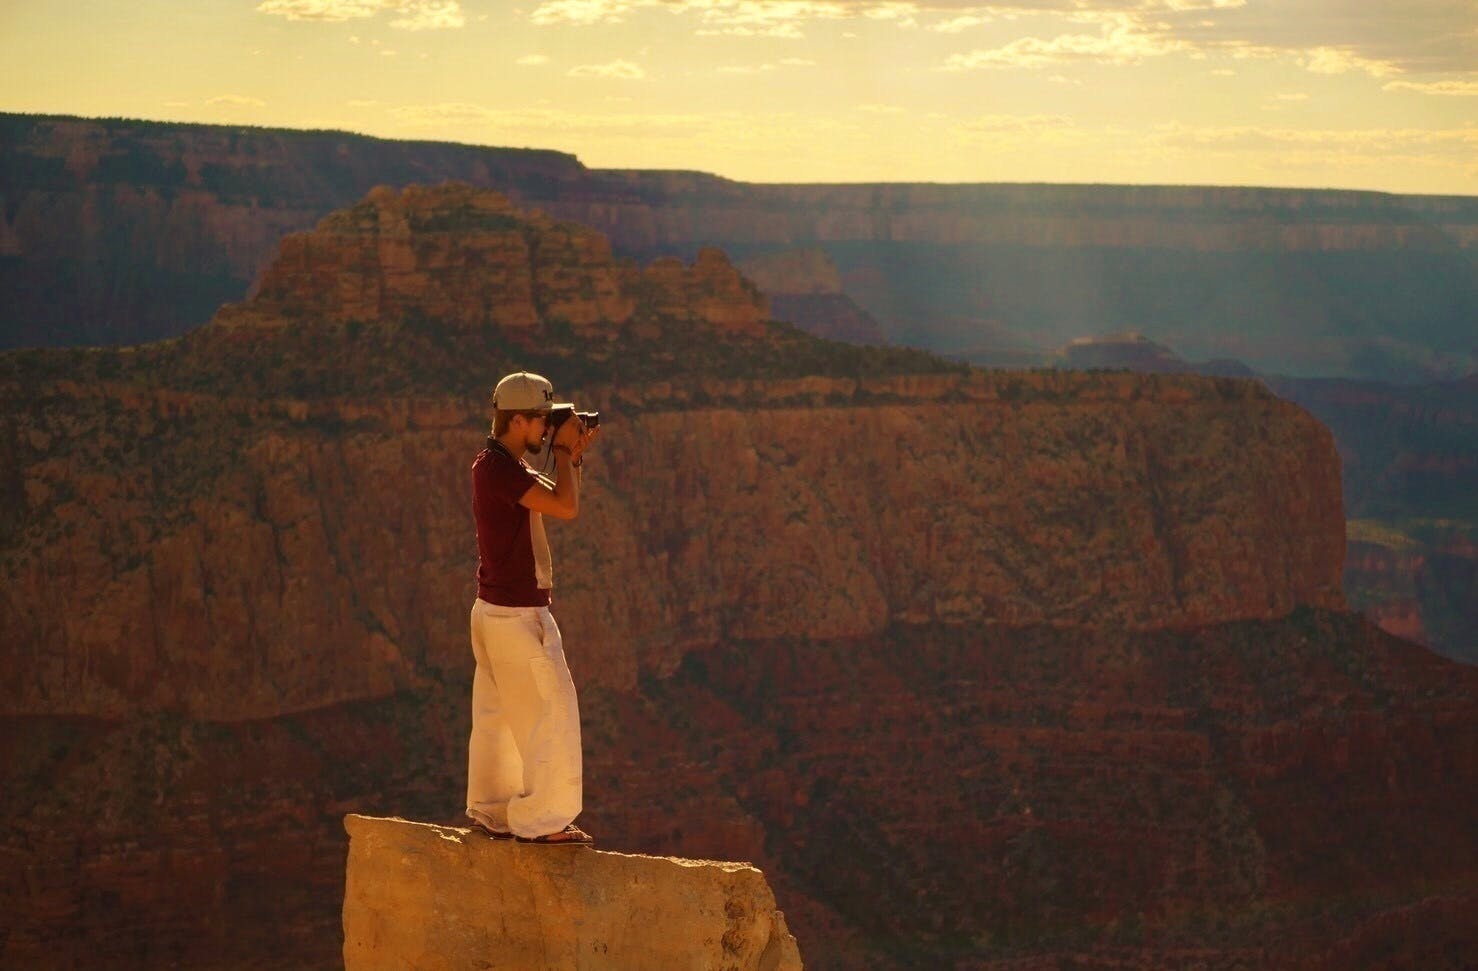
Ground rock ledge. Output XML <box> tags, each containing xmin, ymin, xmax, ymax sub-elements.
<box><xmin>342</xmin><ymin>813</ymin><xmax>803</xmax><ymax>970</ymax></box>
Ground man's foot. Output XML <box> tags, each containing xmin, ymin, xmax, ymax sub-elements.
<box><xmin>515</xmin><ymin>823</ymin><xmax>594</xmax><ymax>846</ymax></box>
<box><xmin>466</xmin><ymin>816</ymin><xmax>514</xmax><ymax>840</ymax></box>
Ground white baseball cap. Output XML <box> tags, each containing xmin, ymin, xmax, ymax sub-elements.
<box><xmin>492</xmin><ymin>371</ymin><xmax>555</xmax><ymax>411</ymax></box>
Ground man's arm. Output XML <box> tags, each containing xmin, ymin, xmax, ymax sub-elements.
<box><xmin>518</xmin><ymin>423</ymin><xmax>596</xmax><ymax>520</ymax></box>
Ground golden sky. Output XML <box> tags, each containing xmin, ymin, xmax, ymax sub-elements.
<box><xmin>3</xmin><ymin>0</ymin><xmax>1476</xmax><ymax>193</ymax></box>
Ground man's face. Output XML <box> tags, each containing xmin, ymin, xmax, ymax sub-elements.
<box><xmin>523</xmin><ymin>412</ymin><xmax>549</xmax><ymax>454</ymax></box>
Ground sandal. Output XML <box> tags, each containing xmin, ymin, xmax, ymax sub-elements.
<box><xmin>466</xmin><ymin>816</ymin><xmax>514</xmax><ymax>840</ymax></box>
<box><xmin>515</xmin><ymin>824</ymin><xmax>594</xmax><ymax>846</ymax></box>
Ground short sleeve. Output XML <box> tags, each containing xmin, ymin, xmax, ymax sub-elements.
<box><xmin>480</xmin><ymin>452</ymin><xmax>537</xmax><ymax>506</ymax></box>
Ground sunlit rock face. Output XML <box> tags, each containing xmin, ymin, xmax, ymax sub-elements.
<box><xmin>341</xmin><ymin>814</ymin><xmax>802</xmax><ymax>971</ymax></box>
<box><xmin>241</xmin><ymin>183</ymin><xmax>764</xmax><ymax>337</ymax></box>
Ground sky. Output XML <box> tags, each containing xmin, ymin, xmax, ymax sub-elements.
<box><xmin>2</xmin><ymin>0</ymin><xmax>1475</xmax><ymax>194</ymax></box>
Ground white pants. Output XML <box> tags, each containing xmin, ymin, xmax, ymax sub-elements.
<box><xmin>465</xmin><ymin>599</ymin><xmax>583</xmax><ymax>838</ymax></box>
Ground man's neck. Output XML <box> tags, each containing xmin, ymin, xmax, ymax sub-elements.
<box><xmin>493</xmin><ymin>431</ymin><xmax>526</xmax><ymax>460</ymax></box>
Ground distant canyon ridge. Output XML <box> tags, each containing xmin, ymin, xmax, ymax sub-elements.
<box><xmin>3</xmin><ymin>113</ymin><xmax>1476</xmax><ymax>383</ymax></box>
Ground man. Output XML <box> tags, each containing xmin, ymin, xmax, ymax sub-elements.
<box><xmin>465</xmin><ymin>371</ymin><xmax>598</xmax><ymax>845</ymax></box>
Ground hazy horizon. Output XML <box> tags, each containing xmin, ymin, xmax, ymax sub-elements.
<box><xmin>2</xmin><ymin>1</ymin><xmax>1475</xmax><ymax>196</ymax></box>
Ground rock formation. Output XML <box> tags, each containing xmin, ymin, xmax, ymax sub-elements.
<box><xmin>3</xmin><ymin>183</ymin><xmax>1474</xmax><ymax>970</ymax></box>
<box><xmin>739</xmin><ymin>248</ymin><xmax>887</xmax><ymax>345</ymax></box>
<box><xmin>342</xmin><ymin>814</ymin><xmax>801</xmax><ymax>970</ymax></box>
<box><xmin>238</xmin><ymin>182</ymin><xmax>763</xmax><ymax>337</ymax></box>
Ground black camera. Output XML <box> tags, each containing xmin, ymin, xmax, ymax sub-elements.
<box><xmin>548</xmin><ymin>403</ymin><xmax>600</xmax><ymax>431</ymax></box>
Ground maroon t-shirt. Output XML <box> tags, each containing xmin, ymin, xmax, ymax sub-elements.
<box><xmin>472</xmin><ymin>441</ymin><xmax>551</xmax><ymax>607</ymax></box>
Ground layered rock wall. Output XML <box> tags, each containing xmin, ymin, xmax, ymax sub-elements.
<box><xmin>342</xmin><ymin>814</ymin><xmax>801</xmax><ymax>970</ymax></box>
<box><xmin>0</xmin><ymin>369</ymin><xmax>1345</xmax><ymax>720</ymax></box>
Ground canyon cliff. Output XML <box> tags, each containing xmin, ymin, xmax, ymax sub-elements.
<box><xmin>2</xmin><ymin>184</ymin><xmax>1474</xmax><ymax>970</ymax></box>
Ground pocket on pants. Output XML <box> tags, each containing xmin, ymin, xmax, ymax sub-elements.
<box><xmin>477</xmin><ymin>606</ymin><xmax>541</xmax><ymax>640</ymax></box>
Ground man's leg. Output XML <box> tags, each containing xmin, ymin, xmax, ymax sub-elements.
<box><xmin>466</xmin><ymin>601</ymin><xmax>524</xmax><ymax>834</ymax></box>
<box><xmin>483</xmin><ymin>608</ymin><xmax>583</xmax><ymax>839</ymax></box>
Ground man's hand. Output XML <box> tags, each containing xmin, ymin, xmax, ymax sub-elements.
<box><xmin>555</xmin><ymin>419</ymin><xmax>598</xmax><ymax>465</ymax></box>
<box><xmin>525</xmin><ymin>419</ymin><xmax>597</xmax><ymax>519</ymax></box>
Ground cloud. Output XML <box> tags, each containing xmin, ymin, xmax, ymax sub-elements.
<box><xmin>1154</xmin><ymin>0</ymin><xmax>1478</xmax><ymax>76</ymax></box>
<box><xmin>528</xmin><ymin>0</ymin><xmax>635</xmax><ymax>26</ymax></box>
<box><xmin>207</xmin><ymin>94</ymin><xmax>267</xmax><ymax>107</ymax></box>
<box><xmin>257</xmin><ymin>0</ymin><xmax>382</xmax><ymax>20</ymax></box>
<box><xmin>1384</xmin><ymin>79</ymin><xmax>1478</xmax><ymax>96</ymax></box>
<box><xmin>929</xmin><ymin>13</ymin><xmax>993</xmax><ymax>34</ymax></box>
<box><xmin>930</xmin><ymin>1</ymin><xmax>1476</xmax><ymax>79</ymax></box>
<box><xmin>1273</xmin><ymin>92</ymin><xmax>1309</xmax><ymax>101</ymax></box>
<box><xmin>528</xmin><ymin>0</ymin><xmax>896</xmax><ymax>35</ymax></box>
<box><xmin>517</xmin><ymin>0</ymin><xmax>1476</xmax><ymax>81</ymax></box>
<box><xmin>516</xmin><ymin>54</ymin><xmax>551</xmax><ymax>65</ymax></box>
<box><xmin>718</xmin><ymin>58</ymin><xmax>817</xmax><ymax>73</ymax></box>
<box><xmin>567</xmin><ymin>59</ymin><xmax>646</xmax><ymax>79</ymax></box>
<box><xmin>1209</xmin><ymin>40</ymin><xmax>1405</xmax><ymax>78</ymax></box>
<box><xmin>524</xmin><ymin>0</ymin><xmax>1245</xmax><ymax>32</ymax></box>
<box><xmin>255</xmin><ymin>0</ymin><xmax>463</xmax><ymax>30</ymax></box>
<box><xmin>943</xmin><ymin>19</ymin><xmax>1186</xmax><ymax>70</ymax></box>
<box><xmin>1297</xmin><ymin>46</ymin><xmax>1398</xmax><ymax>78</ymax></box>
<box><xmin>389</xmin><ymin>1</ymin><xmax>463</xmax><ymax>29</ymax></box>
<box><xmin>856</xmin><ymin>103</ymin><xmax>906</xmax><ymax>112</ymax></box>
<box><xmin>861</xmin><ymin>2</ymin><xmax>918</xmax><ymax>25</ymax></box>
<box><xmin>696</xmin><ymin>23</ymin><xmax>806</xmax><ymax>38</ymax></box>
<box><xmin>347</xmin><ymin>99</ymin><xmax>380</xmax><ymax>107</ymax></box>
